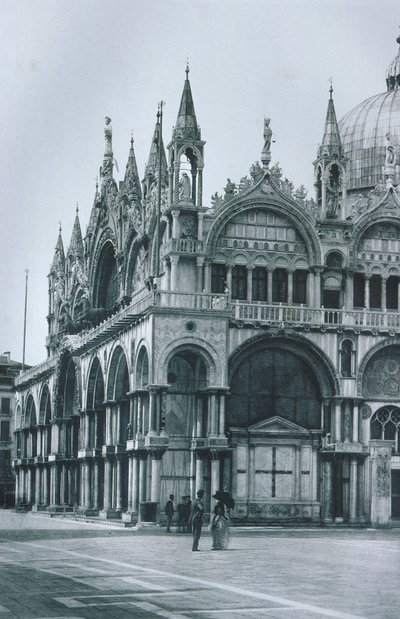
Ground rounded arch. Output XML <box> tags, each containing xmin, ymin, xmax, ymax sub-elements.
<box><xmin>229</xmin><ymin>333</ymin><xmax>339</xmax><ymax>398</ymax></box>
<box><xmin>135</xmin><ymin>344</ymin><xmax>149</xmax><ymax>389</ymax></box>
<box><xmin>167</xmin><ymin>350</ymin><xmax>208</xmax><ymax>393</ymax></box>
<box><xmin>325</xmin><ymin>250</ymin><xmax>344</xmax><ymax>269</ymax></box>
<box><xmin>206</xmin><ymin>197</ymin><xmax>321</xmax><ymax>265</ymax></box>
<box><xmin>156</xmin><ymin>339</ymin><xmax>220</xmax><ymax>386</ymax></box>
<box><xmin>350</xmin><ymin>216</ymin><xmax>400</xmax><ymax>269</ymax></box>
<box><xmin>106</xmin><ymin>345</ymin><xmax>130</xmax><ymax>401</ymax></box>
<box><xmin>25</xmin><ymin>393</ymin><xmax>37</xmax><ymax>427</ymax></box>
<box><xmin>86</xmin><ymin>356</ymin><xmax>105</xmax><ymax>410</ymax></box>
<box><xmin>359</xmin><ymin>340</ymin><xmax>400</xmax><ymax>399</ymax></box>
<box><xmin>39</xmin><ymin>384</ymin><xmax>52</xmax><ymax>424</ymax></box>
<box><xmin>54</xmin><ymin>351</ymin><xmax>81</xmax><ymax>418</ymax></box>
<box><xmin>228</xmin><ymin>334</ymin><xmax>338</xmax><ymax>430</ymax></box>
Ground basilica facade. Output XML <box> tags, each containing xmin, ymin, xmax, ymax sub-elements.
<box><xmin>13</xmin><ymin>37</ymin><xmax>400</xmax><ymax>527</ymax></box>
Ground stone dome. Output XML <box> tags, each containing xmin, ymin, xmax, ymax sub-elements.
<box><xmin>338</xmin><ymin>36</ymin><xmax>400</xmax><ymax>194</ymax></box>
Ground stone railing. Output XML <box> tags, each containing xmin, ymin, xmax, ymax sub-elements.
<box><xmin>233</xmin><ymin>301</ymin><xmax>400</xmax><ymax>331</ymax></box>
<box><xmin>15</xmin><ymin>356</ymin><xmax>57</xmax><ymax>387</ymax></box>
<box><xmin>161</xmin><ymin>238</ymin><xmax>204</xmax><ymax>257</ymax></box>
<box><xmin>156</xmin><ymin>290</ymin><xmax>229</xmax><ymax>311</ymax></box>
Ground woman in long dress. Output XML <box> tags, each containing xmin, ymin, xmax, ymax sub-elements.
<box><xmin>211</xmin><ymin>501</ymin><xmax>229</xmax><ymax>550</ymax></box>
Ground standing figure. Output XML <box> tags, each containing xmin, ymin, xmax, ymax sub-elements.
<box><xmin>190</xmin><ymin>489</ymin><xmax>204</xmax><ymax>551</ymax></box>
<box><xmin>211</xmin><ymin>499</ymin><xmax>229</xmax><ymax>550</ymax></box>
<box><xmin>165</xmin><ymin>494</ymin><xmax>174</xmax><ymax>532</ymax></box>
<box><xmin>263</xmin><ymin>118</ymin><xmax>272</xmax><ymax>153</ymax></box>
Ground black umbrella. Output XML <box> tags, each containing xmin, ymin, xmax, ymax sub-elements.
<box><xmin>212</xmin><ymin>490</ymin><xmax>235</xmax><ymax>509</ymax></box>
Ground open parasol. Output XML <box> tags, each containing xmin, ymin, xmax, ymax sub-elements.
<box><xmin>212</xmin><ymin>490</ymin><xmax>235</xmax><ymax>509</ymax></box>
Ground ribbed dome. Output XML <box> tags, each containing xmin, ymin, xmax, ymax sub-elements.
<box><xmin>338</xmin><ymin>36</ymin><xmax>400</xmax><ymax>194</ymax></box>
<box><xmin>339</xmin><ymin>90</ymin><xmax>400</xmax><ymax>193</ymax></box>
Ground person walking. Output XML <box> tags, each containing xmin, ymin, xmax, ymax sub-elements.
<box><xmin>165</xmin><ymin>494</ymin><xmax>174</xmax><ymax>532</ymax></box>
<box><xmin>190</xmin><ymin>489</ymin><xmax>204</xmax><ymax>551</ymax></box>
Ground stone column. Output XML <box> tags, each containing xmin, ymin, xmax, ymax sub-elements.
<box><xmin>105</xmin><ymin>404</ymin><xmax>113</xmax><ymax>445</ymax></box>
<box><xmin>204</xmin><ymin>261</ymin><xmax>211</xmax><ymax>292</ymax></box>
<box><xmin>267</xmin><ymin>269</ymin><xmax>273</xmax><ymax>304</ymax></box>
<box><xmin>132</xmin><ymin>454</ymin><xmax>139</xmax><ymax>513</ymax></box>
<box><xmin>334</xmin><ymin>399</ymin><xmax>342</xmax><ymax>443</ymax></box>
<box><xmin>139</xmin><ymin>453</ymin><xmax>147</xmax><ymax>502</ymax></box>
<box><xmin>197</xmin><ymin>212</ymin><xmax>204</xmax><ymax>240</ymax></box>
<box><xmin>294</xmin><ymin>445</ymin><xmax>301</xmax><ymax>500</ymax></box>
<box><xmin>150</xmin><ymin>451</ymin><xmax>163</xmax><ymax>504</ymax></box>
<box><xmin>35</xmin><ymin>466</ymin><xmax>41</xmax><ymax>506</ymax></box>
<box><xmin>353</xmin><ymin>401</ymin><xmax>359</xmax><ymax>443</ymax></box>
<box><xmin>349</xmin><ymin>456</ymin><xmax>358</xmax><ymax>524</ymax></box>
<box><xmin>381</xmin><ymin>277</ymin><xmax>387</xmax><ymax>311</ymax></box>
<box><xmin>196</xmin><ymin>396</ymin><xmax>203</xmax><ymax>438</ymax></box>
<box><xmin>43</xmin><ymin>466</ymin><xmax>49</xmax><ymax>506</ymax></box>
<box><xmin>127</xmin><ymin>455</ymin><xmax>133</xmax><ymax>512</ymax></box>
<box><xmin>103</xmin><ymin>459</ymin><xmax>112</xmax><ymax>511</ymax></box>
<box><xmin>247</xmin><ymin>267</ymin><xmax>254</xmax><ymax>302</ymax></box>
<box><xmin>218</xmin><ymin>394</ymin><xmax>226</xmax><ymax>437</ymax></box>
<box><xmin>397</xmin><ymin>278</ymin><xmax>400</xmax><ymax>311</ymax></box>
<box><xmin>148</xmin><ymin>388</ymin><xmax>158</xmax><ymax>436</ymax></box>
<box><xmin>364</xmin><ymin>276</ymin><xmax>370</xmax><ymax>309</ymax></box>
<box><xmin>15</xmin><ymin>471</ymin><xmax>20</xmax><ymax>505</ymax></box>
<box><xmin>226</xmin><ymin>265</ymin><xmax>233</xmax><ymax>293</ymax></box>
<box><xmin>321</xmin><ymin>178</ymin><xmax>327</xmax><ymax>218</ymax></box>
<box><xmin>313</xmin><ymin>267</ymin><xmax>322</xmax><ymax>308</ymax></box>
<box><xmin>209</xmin><ymin>392</ymin><xmax>217</xmax><ymax>436</ymax></box>
<box><xmin>357</xmin><ymin>460</ymin><xmax>365</xmax><ymax>522</ymax></box>
<box><xmin>288</xmin><ymin>269</ymin><xmax>294</xmax><ymax>305</ymax></box>
<box><xmin>195</xmin><ymin>452</ymin><xmax>205</xmax><ymax>494</ymax></box>
<box><xmin>210</xmin><ymin>452</ymin><xmax>221</xmax><ymax>500</ymax></box>
<box><xmin>84</xmin><ymin>462</ymin><xmax>91</xmax><ymax>509</ymax></box>
<box><xmin>170</xmin><ymin>255</ymin><xmax>179</xmax><ymax>292</ymax></box>
<box><xmin>334</xmin><ymin>458</ymin><xmax>344</xmax><ymax>522</ymax></box>
<box><xmin>197</xmin><ymin>168</ymin><xmax>203</xmax><ymax>207</ymax></box>
<box><xmin>196</xmin><ymin>257</ymin><xmax>204</xmax><ymax>293</ymax></box>
<box><xmin>321</xmin><ymin>459</ymin><xmax>333</xmax><ymax>523</ymax></box>
<box><xmin>346</xmin><ymin>270</ymin><xmax>354</xmax><ymax>310</ymax></box>
<box><xmin>93</xmin><ymin>460</ymin><xmax>99</xmax><ymax>511</ymax></box>
<box><xmin>116</xmin><ymin>456</ymin><xmax>123</xmax><ymax>512</ymax></box>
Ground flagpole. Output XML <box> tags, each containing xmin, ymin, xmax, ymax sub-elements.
<box><xmin>155</xmin><ymin>101</ymin><xmax>164</xmax><ymax>279</ymax></box>
<box><xmin>22</xmin><ymin>269</ymin><xmax>29</xmax><ymax>371</ymax></box>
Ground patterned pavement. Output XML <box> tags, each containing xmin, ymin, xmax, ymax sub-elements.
<box><xmin>0</xmin><ymin>511</ymin><xmax>399</xmax><ymax>618</ymax></box>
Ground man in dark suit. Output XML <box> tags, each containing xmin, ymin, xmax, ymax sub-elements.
<box><xmin>190</xmin><ymin>489</ymin><xmax>204</xmax><ymax>551</ymax></box>
<box><xmin>165</xmin><ymin>494</ymin><xmax>174</xmax><ymax>532</ymax></box>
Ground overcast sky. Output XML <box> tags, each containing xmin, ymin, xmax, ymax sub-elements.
<box><xmin>1</xmin><ymin>0</ymin><xmax>398</xmax><ymax>366</ymax></box>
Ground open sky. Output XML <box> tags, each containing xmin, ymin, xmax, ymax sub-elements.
<box><xmin>0</xmin><ymin>0</ymin><xmax>398</xmax><ymax>366</ymax></box>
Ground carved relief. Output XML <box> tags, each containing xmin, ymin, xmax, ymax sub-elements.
<box><xmin>363</xmin><ymin>347</ymin><xmax>400</xmax><ymax>398</ymax></box>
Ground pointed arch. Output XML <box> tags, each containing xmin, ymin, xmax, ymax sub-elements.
<box><xmin>136</xmin><ymin>345</ymin><xmax>149</xmax><ymax>389</ymax></box>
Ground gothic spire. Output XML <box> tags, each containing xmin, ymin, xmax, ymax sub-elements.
<box><xmin>51</xmin><ymin>224</ymin><xmax>65</xmax><ymax>272</ymax></box>
<box><xmin>67</xmin><ymin>206</ymin><xmax>84</xmax><ymax>260</ymax></box>
<box><xmin>144</xmin><ymin>112</ymin><xmax>168</xmax><ymax>183</ymax></box>
<box><xmin>173</xmin><ymin>63</ymin><xmax>201</xmax><ymax>140</ymax></box>
<box><xmin>318</xmin><ymin>83</ymin><xmax>343</xmax><ymax>159</ymax></box>
<box><xmin>123</xmin><ymin>136</ymin><xmax>142</xmax><ymax>200</ymax></box>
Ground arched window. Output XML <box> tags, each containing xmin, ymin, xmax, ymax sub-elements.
<box><xmin>326</xmin><ymin>252</ymin><xmax>343</xmax><ymax>269</ymax></box>
<box><xmin>252</xmin><ymin>267</ymin><xmax>268</xmax><ymax>302</ymax></box>
<box><xmin>340</xmin><ymin>340</ymin><xmax>354</xmax><ymax>377</ymax></box>
<box><xmin>293</xmin><ymin>270</ymin><xmax>307</xmax><ymax>304</ymax></box>
<box><xmin>370</xmin><ymin>407</ymin><xmax>400</xmax><ymax>453</ymax></box>
<box><xmin>370</xmin><ymin>274</ymin><xmax>382</xmax><ymax>309</ymax></box>
<box><xmin>95</xmin><ymin>242</ymin><xmax>118</xmax><ymax>310</ymax></box>
<box><xmin>211</xmin><ymin>264</ymin><xmax>226</xmax><ymax>293</ymax></box>
<box><xmin>232</xmin><ymin>266</ymin><xmax>247</xmax><ymax>300</ymax></box>
<box><xmin>273</xmin><ymin>269</ymin><xmax>288</xmax><ymax>303</ymax></box>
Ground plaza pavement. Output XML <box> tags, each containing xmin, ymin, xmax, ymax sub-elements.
<box><xmin>0</xmin><ymin>509</ymin><xmax>399</xmax><ymax>618</ymax></box>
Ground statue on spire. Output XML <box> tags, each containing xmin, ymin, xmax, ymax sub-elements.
<box><xmin>261</xmin><ymin>117</ymin><xmax>272</xmax><ymax>169</ymax></box>
<box><xmin>104</xmin><ymin>116</ymin><xmax>113</xmax><ymax>156</ymax></box>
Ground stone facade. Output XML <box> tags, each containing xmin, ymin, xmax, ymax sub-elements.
<box><xmin>13</xmin><ymin>44</ymin><xmax>400</xmax><ymax>527</ymax></box>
